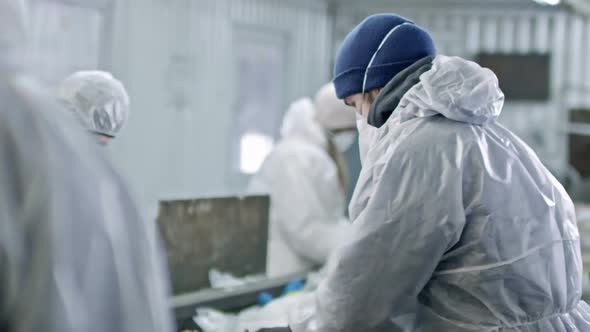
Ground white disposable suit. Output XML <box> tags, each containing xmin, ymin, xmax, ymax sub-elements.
<box><xmin>249</xmin><ymin>98</ymin><xmax>353</xmax><ymax>277</ymax></box>
<box><xmin>289</xmin><ymin>56</ymin><xmax>590</xmax><ymax>332</ymax></box>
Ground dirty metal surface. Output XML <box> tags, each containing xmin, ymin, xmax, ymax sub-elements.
<box><xmin>157</xmin><ymin>195</ymin><xmax>270</xmax><ymax>294</ymax></box>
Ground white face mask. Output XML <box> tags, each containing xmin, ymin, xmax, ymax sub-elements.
<box><xmin>332</xmin><ymin>131</ymin><xmax>357</xmax><ymax>153</ymax></box>
<box><xmin>356</xmin><ymin>113</ymin><xmax>378</xmax><ymax>165</ymax></box>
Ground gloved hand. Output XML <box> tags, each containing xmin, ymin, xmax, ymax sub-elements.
<box><xmin>255</xmin><ymin>327</ymin><xmax>292</xmax><ymax>332</ymax></box>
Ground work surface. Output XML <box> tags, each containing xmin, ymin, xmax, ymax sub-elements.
<box><xmin>171</xmin><ymin>272</ymin><xmax>309</xmax><ymax>330</ymax></box>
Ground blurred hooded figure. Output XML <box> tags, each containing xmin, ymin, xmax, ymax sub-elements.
<box><xmin>285</xmin><ymin>13</ymin><xmax>590</xmax><ymax>332</ymax></box>
<box><xmin>0</xmin><ymin>1</ymin><xmax>174</xmax><ymax>331</ymax></box>
<box><xmin>58</xmin><ymin>70</ymin><xmax>130</xmax><ymax>145</ymax></box>
<box><xmin>314</xmin><ymin>82</ymin><xmax>358</xmax><ymax>194</ymax></box>
<box><xmin>249</xmin><ymin>85</ymin><xmax>356</xmax><ymax>277</ymax></box>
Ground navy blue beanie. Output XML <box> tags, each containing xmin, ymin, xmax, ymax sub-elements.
<box><xmin>333</xmin><ymin>14</ymin><xmax>436</xmax><ymax>99</ymax></box>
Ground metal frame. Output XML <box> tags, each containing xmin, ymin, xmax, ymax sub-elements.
<box><xmin>172</xmin><ymin>272</ymin><xmax>309</xmax><ymax>328</ymax></box>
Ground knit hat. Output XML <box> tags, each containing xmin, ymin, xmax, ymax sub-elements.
<box><xmin>333</xmin><ymin>13</ymin><xmax>436</xmax><ymax>99</ymax></box>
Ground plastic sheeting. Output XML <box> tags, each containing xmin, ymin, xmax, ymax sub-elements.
<box><xmin>289</xmin><ymin>56</ymin><xmax>590</xmax><ymax>331</ymax></box>
<box><xmin>208</xmin><ymin>269</ymin><xmax>265</xmax><ymax>289</ymax></box>
<box><xmin>195</xmin><ymin>293</ymin><xmax>307</xmax><ymax>332</ymax></box>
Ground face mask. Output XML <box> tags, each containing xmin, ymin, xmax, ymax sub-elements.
<box><xmin>332</xmin><ymin>131</ymin><xmax>357</xmax><ymax>153</ymax></box>
<box><xmin>356</xmin><ymin>113</ymin><xmax>378</xmax><ymax>165</ymax></box>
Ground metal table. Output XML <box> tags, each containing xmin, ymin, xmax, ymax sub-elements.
<box><xmin>171</xmin><ymin>272</ymin><xmax>309</xmax><ymax>331</ymax></box>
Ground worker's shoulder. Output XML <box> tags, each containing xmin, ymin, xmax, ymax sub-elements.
<box><xmin>0</xmin><ymin>75</ymin><xmax>67</xmax><ymax>131</ymax></box>
<box><xmin>0</xmin><ymin>75</ymin><xmax>126</xmax><ymax>185</ymax></box>
<box><xmin>0</xmin><ymin>77</ymin><xmax>58</xmax><ymax>156</ymax></box>
<box><xmin>388</xmin><ymin>116</ymin><xmax>479</xmax><ymax>158</ymax></box>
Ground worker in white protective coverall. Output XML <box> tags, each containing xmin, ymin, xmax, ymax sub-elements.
<box><xmin>258</xmin><ymin>13</ymin><xmax>590</xmax><ymax>332</ymax></box>
<box><xmin>58</xmin><ymin>70</ymin><xmax>130</xmax><ymax>145</ymax></box>
<box><xmin>0</xmin><ymin>1</ymin><xmax>174</xmax><ymax>331</ymax></box>
<box><xmin>250</xmin><ymin>83</ymin><xmax>357</xmax><ymax>278</ymax></box>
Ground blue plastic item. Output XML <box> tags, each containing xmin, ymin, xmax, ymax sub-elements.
<box><xmin>257</xmin><ymin>291</ymin><xmax>274</xmax><ymax>306</ymax></box>
<box><xmin>282</xmin><ymin>278</ymin><xmax>305</xmax><ymax>296</ymax></box>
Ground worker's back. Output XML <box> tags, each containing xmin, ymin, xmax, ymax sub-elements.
<box><xmin>362</xmin><ymin>55</ymin><xmax>590</xmax><ymax>331</ymax></box>
<box><xmin>289</xmin><ymin>56</ymin><xmax>590</xmax><ymax>332</ymax></box>
<box><xmin>404</xmin><ymin>116</ymin><xmax>588</xmax><ymax>331</ymax></box>
<box><xmin>0</xmin><ymin>74</ymin><xmax>174</xmax><ymax>332</ymax></box>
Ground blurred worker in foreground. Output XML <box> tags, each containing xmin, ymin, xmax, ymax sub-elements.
<box><xmin>249</xmin><ymin>83</ymin><xmax>356</xmax><ymax>277</ymax></box>
<box><xmin>0</xmin><ymin>1</ymin><xmax>173</xmax><ymax>331</ymax></box>
<box><xmin>58</xmin><ymin>70</ymin><xmax>130</xmax><ymax>145</ymax></box>
<box><xmin>260</xmin><ymin>13</ymin><xmax>590</xmax><ymax>332</ymax></box>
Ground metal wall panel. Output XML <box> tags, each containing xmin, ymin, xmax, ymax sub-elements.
<box><xmin>108</xmin><ymin>0</ymin><xmax>333</xmax><ymax>219</ymax></box>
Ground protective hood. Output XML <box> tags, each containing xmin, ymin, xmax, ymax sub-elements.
<box><xmin>314</xmin><ymin>82</ymin><xmax>356</xmax><ymax>131</ymax></box>
<box><xmin>0</xmin><ymin>0</ymin><xmax>28</xmax><ymax>73</ymax></box>
<box><xmin>280</xmin><ymin>98</ymin><xmax>327</xmax><ymax>147</ymax></box>
<box><xmin>58</xmin><ymin>70</ymin><xmax>130</xmax><ymax>138</ymax></box>
<box><xmin>251</xmin><ymin>97</ymin><xmax>352</xmax><ymax>278</ymax></box>
<box><xmin>371</xmin><ymin>55</ymin><xmax>505</xmax><ymax>126</ymax></box>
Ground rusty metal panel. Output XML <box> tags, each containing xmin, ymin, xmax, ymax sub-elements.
<box><xmin>157</xmin><ymin>195</ymin><xmax>270</xmax><ymax>295</ymax></box>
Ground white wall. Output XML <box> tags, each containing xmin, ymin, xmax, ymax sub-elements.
<box><xmin>106</xmin><ymin>0</ymin><xmax>333</xmax><ymax>218</ymax></box>
<box><xmin>332</xmin><ymin>0</ymin><xmax>590</xmax><ymax>173</ymax></box>
<box><xmin>97</xmin><ymin>0</ymin><xmax>590</xmax><ymax>218</ymax></box>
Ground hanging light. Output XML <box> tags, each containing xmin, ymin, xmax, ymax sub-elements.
<box><xmin>239</xmin><ymin>132</ymin><xmax>274</xmax><ymax>174</ymax></box>
<box><xmin>532</xmin><ymin>0</ymin><xmax>561</xmax><ymax>5</ymax></box>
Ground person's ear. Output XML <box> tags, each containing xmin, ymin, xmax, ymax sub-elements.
<box><xmin>370</xmin><ymin>89</ymin><xmax>381</xmax><ymax>100</ymax></box>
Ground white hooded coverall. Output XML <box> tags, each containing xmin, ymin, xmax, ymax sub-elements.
<box><xmin>290</xmin><ymin>56</ymin><xmax>590</xmax><ymax>332</ymax></box>
<box><xmin>0</xmin><ymin>1</ymin><xmax>174</xmax><ymax>330</ymax></box>
<box><xmin>250</xmin><ymin>98</ymin><xmax>353</xmax><ymax>277</ymax></box>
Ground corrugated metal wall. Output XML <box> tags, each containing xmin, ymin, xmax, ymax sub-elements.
<box><xmin>333</xmin><ymin>2</ymin><xmax>590</xmax><ymax>173</ymax></box>
<box><xmin>108</xmin><ymin>0</ymin><xmax>332</xmax><ymax>218</ymax></box>
<box><xmin>105</xmin><ymin>0</ymin><xmax>590</xmax><ymax>217</ymax></box>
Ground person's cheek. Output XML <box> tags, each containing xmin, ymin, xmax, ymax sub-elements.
<box><xmin>362</xmin><ymin>100</ymin><xmax>372</xmax><ymax>119</ymax></box>
<box><xmin>356</xmin><ymin>104</ymin><xmax>363</xmax><ymax>116</ymax></box>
